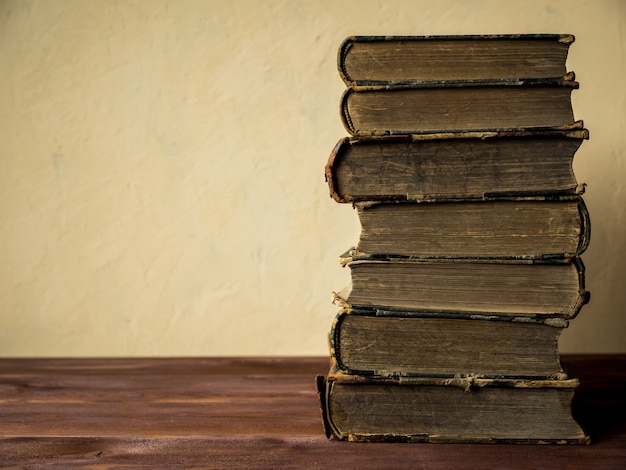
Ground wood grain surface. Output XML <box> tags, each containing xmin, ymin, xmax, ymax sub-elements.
<box><xmin>1</xmin><ymin>355</ymin><xmax>625</xmax><ymax>468</ymax></box>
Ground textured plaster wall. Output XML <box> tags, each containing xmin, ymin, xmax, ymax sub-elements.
<box><xmin>1</xmin><ymin>0</ymin><xmax>624</xmax><ymax>356</ymax></box>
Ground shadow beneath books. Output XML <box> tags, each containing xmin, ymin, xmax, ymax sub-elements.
<box><xmin>565</xmin><ymin>355</ymin><xmax>626</xmax><ymax>443</ymax></box>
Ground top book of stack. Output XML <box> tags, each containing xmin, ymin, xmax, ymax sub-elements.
<box><xmin>338</xmin><ymin>35</ymin><xmax>580</xmax><ymax>136</ymax></box>
<box><xmin>338</xmin><ymin>34</ymin><xmax>574</xmax><ymax>85</ymax></box>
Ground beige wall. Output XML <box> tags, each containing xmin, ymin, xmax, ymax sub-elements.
<box><xmin>1</xmin><ymin>0</ymin><xmax>624</xmax><ymax>356</ymax></box>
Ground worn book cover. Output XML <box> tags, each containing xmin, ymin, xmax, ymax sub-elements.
<box><xmin>352</xmin><ymin>195</ymin><xmax>590</xmax><ymax>260</ymax></box>
<box><xmin>329</xmin><ymin>307</ymin><xmax>569</xmax><ymax>379</ymax></box>
<box><xmin>339</xmin><ymin>34</ymin><xmax>575</xmax><ymax>85</ymax></box>
<box><xmin>341</xmin><ymin>75</ymin><xmax>578</xmax><ymax>136</ymax></box>
<box><xmin>325</xmin><ymin>127</ymin><xmax>588</xmax><ymax>203</ymax></box>
<box><xmin>335</xmin><ymin>255</ymin><xmax>589</xmax><ymax>319</ymax></box>
<box><xmin>317</xmin><ymin>372</ymin><xmax>590</xmax><ymax>444</ymax></box>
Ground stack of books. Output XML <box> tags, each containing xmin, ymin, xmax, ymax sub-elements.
<box><xmin>318</xmin><ymin>34</ymin><xmax>591</xmax><ymax>444</ymax></box>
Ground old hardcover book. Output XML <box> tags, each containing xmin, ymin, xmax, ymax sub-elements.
<box><xmin>334</xmin><ymin>256</ymin><xmax>588</xmax><ymax>318</ymax></box>
<box><xmin>325</xmin><ymin>128</ymin><xmax>588</xmax><ymax>202</ymax></box>
<box><xmin>353</xmin><ymin>196</ymin><xmax>589</xmax><ymax>260</ymax></box>
<box><xmin>338</xmin><ymin>34</ymin><xmax>575</xmax><ymax>85</ymax></box>
<box><xmin>317</xmin><ymin>372</ymin><xmax>590</xmax><ymax>444</ymax></box>
<box><xmin>341</xmin><ymin>76</ymin><xmax>578</xmax><ymax>136</ymax></box>
<box><xmin>330</xmin><ymin>308</ymin><xmax>568</xmax><ymax>379</ymax></box>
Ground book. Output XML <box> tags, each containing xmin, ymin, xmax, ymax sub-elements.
<box><xmin>325</xmin><ymin>127</ymin><xmax>588</xmax><ymax>203</ymax></box>
<box><xmin>353</xmin><ymin>196</ymin><xmax>590</xmax><ymax>260</ymax></box>
<box><xmin>334</xmin><ymin>255</ymin><xmax>589</xmax><ymax>318</ymax></box>
<box><xmin>341</xmin><ymin>76</ymin><xmax>578</xmax><ymax>136</ymax></box>
<box><xmin>317</xmin><ymin>372</ymin><xmax>590</xmax><ymax>444</ymax></box>
<box><xmin>338</xmin><ymin>34</ymin><xmax>575</xmax><ymax>86</ymax></box>
<box><xmin>330</xmin><ymin>307</ymin><xmax>568</xmax><ymax>379</ymax></box>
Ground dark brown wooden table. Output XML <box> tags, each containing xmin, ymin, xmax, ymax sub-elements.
<box><xmin>1</xmin><ymin>355</ymin><xmax>625</xmax><ymax>468</ymax></box>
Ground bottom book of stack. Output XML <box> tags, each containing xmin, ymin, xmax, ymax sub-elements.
<box><xmin>317</xmin><ymin>371</ymin><xmax>589</xmax><ymax>444</ymax></box>
<box><xmin>317</xmin><ymin>307</ymin><xmax>590</xmax><ymax>444</ymax></box>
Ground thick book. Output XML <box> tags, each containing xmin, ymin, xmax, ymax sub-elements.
<box><xmin>330</xmin><ymin>307</ymin><xmax>568</xmax><ymax>379</ymax></box>
<box><xmin>341</xmin><ymin>75</ymin><xmax>578</xmax><ymax>136</ymax></box>
<box><xmin>334</xmin><ymin>255</ymin><xmax>589</xmax><ymax>318</ymax></box>
<box><xmin>338</xmin><ymin>34</ymin><xmax>575</xmax><ymax>86</ymax></box>
<box><xmin>325</xmin><ymin>127</ymin><xmax>588</xmax><ymax>202</ymax></box>
<box><xmin>317</xmin><ymin>372</ymin><xmax>590</xmax><ymax>444</ymax></box>
<box><xmin>353</xmin><ymin>196</ymin><xmax>590</xmax><ymax>260</ymax></box>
